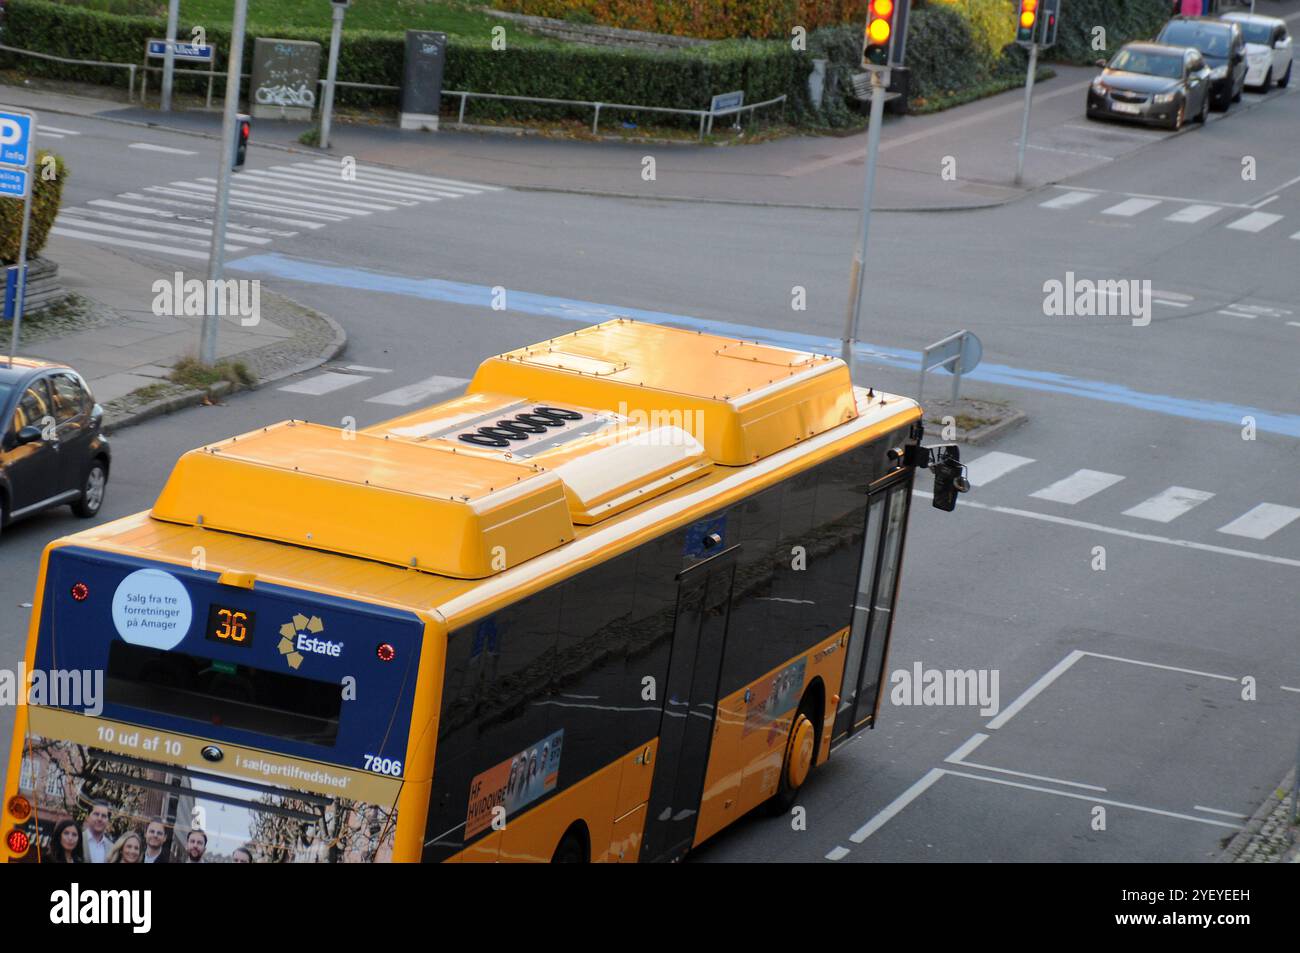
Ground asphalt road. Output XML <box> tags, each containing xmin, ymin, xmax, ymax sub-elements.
<box><xmin>2</xmin><ymin>60</ymin><xmax>1298</xmax><ymax>862</ymax></box>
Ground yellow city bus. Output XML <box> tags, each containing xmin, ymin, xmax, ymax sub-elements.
<box><xmin>2</xmin><ymin>319</ymin><xmax>963</xmax><ymax>863</ymax></box>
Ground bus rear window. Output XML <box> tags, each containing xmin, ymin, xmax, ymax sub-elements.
<box><xmin>105</xmin><ymin>641</ymin><xmax>342</xmax><ymax>746</ymax></box>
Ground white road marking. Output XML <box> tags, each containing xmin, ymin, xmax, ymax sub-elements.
<box><xmin>848</xmin><ymin>768</ymin><xmax>945</xmax><ymax>843</ymax></box>
<box><xmin>1226</xmin><ymin>211</ymin><xmax>1283</xmax><ymax>232</ymax></box>
<box><xmin>184</xmin><ymin>180</ymin><xmax>373</xmax><ymax>216</ymax></box>
<box><xmin>1217</xmin><ymin>503</ymin><xmax>1300</xmax><ymax>540</ymax></box>
<box><xmin>271</xmin><ymin>164</ymin><xmax>457</xmax><ymax>200</ymax></box>
<box><xmin>89</xmin><ymin>199</ymin><xmax>297</xmax><ymax>237</ymax></box>
<box><xmin>38</xmin><ymin>125</ymin><xmax>80</xmax><ymax>135</ymax></box>
<box><xmin>825</xmin><ymin>846</ymin><xmax>850</xmax><ymax>861</ymax></box>
<box><xmin>1040</xmin><ymin>190</ymin><xmax>1098</xmax><ymax>210</ymax></box>
<box><xmin>1122</xmin><ymin>486</ymin><xmax>1215</xmax><ymax>523</ymax></box>
<box><xmin>1291</xmin><ymin>231</ymin><xmax>1300</xmax><ymax>241</ymax></box>
<box><xmin>1217</xmin><ymin>310</ymin><xmax>1255</xmax><ymax>319</ymax></box>
<box><xmin>985</xmin><ymin>650</ymin><xmax>1086</xmax><ymax>731</ymax></box>
<box><xmin>1029</xmin><ymin>469</ymin><xmax>1125</xmax><ymax>505</ymax></box>
<box><xmin>63</xmin><ymin>208</ymin><xmax>272</xmax><ymax>244</ymax></box>
<box><xmin>964</xmin><ymin>451</ymin><xmax>1035</xmax><ymax>488</ymax></box>
<box><xmin>1193</xmin><ymin>805</ymin><xmax>1249</xmax><ymax>819</ymax></box>
<box><xmin>1281</xmin><ymin>685</ymin><xmax>1300</xmax><ymax>693</ymax></box>
<box><xmin>945</xmin><ymin>733</ymin><xmax>989</xmax><ymax>763</ymax></box>
<box><xmin>942</xmin><ymin>769</ymin><xmax>1243</xmax><ymax>829</ymax></box>
<box><xmin>130</xmin><ymin>142</ymin><xmax>197</xmax><ymax>155</ymax></box>
<box><xmin>1251</xmin><ymin>194</ymin><xmax>1280</xmax><ymax>209</ymax></box>
<box><xmin>947</xmin><ymin>759</ymin><xmax>1108</xmax><ymax>792</ymax></box>
<box><xmin>310</xmin><ymin>158</ymin><xmax>502</xmax><ymax>192</ymax></box>
<box><xmin>1154</xmin><ymin>299</ymin><xmax>1188</xmax><ymax>308</ymax></box>
<box><xmin>144</xmin><ymin>185</ymin><xmax>348</xmax><ymax>223</ymax></box>
<box><xmin>365</xmin><ymin>375</ymin><xmax>470</xmax><ymax>406</ymax></box>
<box><xmin>916</xmin><ymin>490</ymin><xmax>1300</xmax><ymax>569</ymax></box>
<box><xmin>38</xmin><ymin>132</ymin><xmax>65</xmax><ymax>139</ymax></box>
<box><xmin>236</xmin><ymin>171</ymin><xmax>414</xmax><ymax>208</ymax></box>
<box><xmin>1102</xmin><ymin>197</ymin><xmax>1161</xmax><ymax>217</ymax></box>
<box><xmin>1289</xmin><ymin>321</ymin><xmax>1300</xmax><ymax>328</ymax></box>
<box><xmin>126</xmin><ymin>190</ymin><xmax>328</xmax><ymax>229</ymax></box>
<box><xmin>49</xmin><ymin>227</ymin><xmax>209</xmax><ymax>260</ymax></box>
<box><xmin>1165</xmin><ymin>204</ymin><xmax>1221</xmax><ymax>223</ymax></box>
<box><xmin>52</xmin><ymin>215</ymin><xmax>244</xmax><ymax>251</ymax></box>
<box><xmin>345</xmin><ymin>365</ymin><xmax>393</xmax><ymax>373</ymax></box>
<box><xmin>279</xmin><ymin>372</ymin><xmax>370</xmax><ymax>395</ymax></box>
<box><xmin>1082</xmin><ymin>651</ymin><xmax>1238</xmax><ymax>682</ymax></box>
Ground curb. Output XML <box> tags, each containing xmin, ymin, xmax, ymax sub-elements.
<box><xmin>962</xmin><ymin>409</ymin><xmax>1029</xmax><ymax>445</ymax></box>
<box><xmin>1216</xmin><ymin>767</ymin><xmax>1297</xmax><ymax>863</ymax></box>
<box><xmin>101</xmin><ymin>292</ymin><xmax>347</xmax><ymax>434</ymax></box>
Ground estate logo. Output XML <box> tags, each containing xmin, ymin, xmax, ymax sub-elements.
<box><xmin>278</xmin><ymin>613</ymin><xmax>341</xmax><ymax>670</ymax></box>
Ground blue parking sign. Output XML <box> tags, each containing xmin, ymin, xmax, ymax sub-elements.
<box><xmin>0</xmin><ymin>111</ymin><xmax>34</xmax><ymax>168</ymax></box>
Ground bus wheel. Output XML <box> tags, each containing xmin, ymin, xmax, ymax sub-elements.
<box><xmin>551</xmin><ymin>826</ymin><xmax>588</xmax><ymax>863</ymax></box>
<box><xmin>767</xmin><ymin>703</ymin><xmax>818</xmax><ymax>814</ymax></box>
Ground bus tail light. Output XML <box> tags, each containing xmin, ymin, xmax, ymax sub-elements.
<box><xmin>6</xmin><ymin>829</ymin><xmax>30</xmax><ymax>854</ymax></box>
<box><xmin>376</xmin><ymin>643</ymin><xmax>396</xmax><ymax>662</ymax></box>
<box><xmin>71</xmin><ymin>581</ymin><xmax>89</xmax><ymax>601</ymax></box>
<box><xmin>6</xmin><ymin>795</ymin><xmax>31</xmax><ymax>820</ymax></box>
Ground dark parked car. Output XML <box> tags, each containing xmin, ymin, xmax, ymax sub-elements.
<box><xmin>0</xmin><ymin>358</ymin><xmax>110</xmax><ymax>536</ymax></box>
<box><xmin>1156</xmin><ymin>16</ymin><xmax>1246</xmax><ymax>110</ymax></box>
<box><xmin>1087</xmin><ymin>42</ymin><xmax>1212</xmax><ymax>129</ymax></box>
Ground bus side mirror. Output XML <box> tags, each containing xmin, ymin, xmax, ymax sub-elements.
<box><xmin>910</xmin><ymin>443</ymin><xmax>969</xmax><ymax>511</ymax></box>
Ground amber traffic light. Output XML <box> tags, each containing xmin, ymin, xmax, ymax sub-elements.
<box><xmin>863</xmin><ymin>0</ymin><xmax>896</xmax><ymax>66</ymax></box>
<box><xmin>1016</xmin><ymin>0</ymin><xmax>1039</xmax><ymax>44</ymax></box>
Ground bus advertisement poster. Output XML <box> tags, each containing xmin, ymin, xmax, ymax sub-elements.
<box><xmin>465</xmin><ymin>729</ymin><xmax>564</xmax><ymax>838</ymax></box>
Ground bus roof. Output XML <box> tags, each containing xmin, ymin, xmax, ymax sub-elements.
<box><xmin>67</xmin><ymin>321</ymin><xmax>919</xmax><ymax>620</ymax></box>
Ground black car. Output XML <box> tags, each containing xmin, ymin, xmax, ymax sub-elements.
<box><xmin>1156</xmin><ymin>16</ymin><xmax>1246</xmax><ymax>109</ymax></box>
<box><xmin>0</xmin><ymin>358</ymin><xmax>110</xmax><ymax>536</ymax></box>
<box><xmin>1088</xmin><ymin>42</ymin><xmax>1212</xmax><ymax>129</ymax></box>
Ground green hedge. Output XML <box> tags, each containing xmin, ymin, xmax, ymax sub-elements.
<box><xmin>1051</xmin><ymin>0</ymin><xmax>1172</xmax><ymax>63</ymax></box>
<box><xmin>0</xmin><ymin>0</ymin><xmax>803</xmax><ymax>123</ymax></box>
<box><xmin>0</xmin><ymin>151</ymin><xmax>68</xmax><ymax>264</ymax></box>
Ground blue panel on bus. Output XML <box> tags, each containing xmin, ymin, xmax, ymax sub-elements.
<box><xmin>32</xmin><ymin>547</ymin><xmax>425</xmax><ymax>774</ymax></box>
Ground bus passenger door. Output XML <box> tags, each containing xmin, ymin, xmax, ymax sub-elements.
<box><xmin>640</xmin><ymin>547</ymin><xmax>737</xmax><ymax>863</ymax></box>
<box><xmin>833</xmin><ymin>476</ymin><xmax>913</xmax><ymax>742</ymax></box>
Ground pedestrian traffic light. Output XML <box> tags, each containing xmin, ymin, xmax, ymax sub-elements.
<box><xmin>1039</xmin><ymin>0</ymin><xmax>1060</xmax><ymax>48</ymax></box>
<box><xmin>1016</xmin><ymin>0</ymin><xmax>1039</xmax><ymax>45</ymax></box>
<box><xmin>862</xmin><ymin>0</ymin><xmax>896</xmax><ymax>67</ymax></box>
<box><xmin>233</xmin><ymin>113</ymin><xmax>250</xmax><ymax>171</ymax></box>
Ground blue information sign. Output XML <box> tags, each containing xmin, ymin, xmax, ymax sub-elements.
<box><xmin>147</xmin><ymin>39</ymin><xmax>215</xmax><ymax>62</ymax></box>
<box><xmin>0</xmin><ymin>167</ymin><xmax>29</xmax><ymax>199</ymax></box>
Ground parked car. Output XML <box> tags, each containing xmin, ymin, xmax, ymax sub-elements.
<box><xmin>1156</xmin><ymin>16</ymin><xmax>1246</xmax><ymax>110</ymax></box>
<box><xmin>1087</xmin><ymin>42</ymin><xmax>1212</xmax><ymax>130</ymax></box>
<box><xmin>1221</xmin><ymin>11</ymin><xmax>1292</xmax><ymax>89</ymax></box>
<box><xmin>0</xmin><ymin>358</ymin><xmax>110</xmax><ymax>536</ymax></box>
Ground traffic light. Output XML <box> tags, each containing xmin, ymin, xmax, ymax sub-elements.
<box><xmin>1016</xmin><ymin>0</ymin><xmax>1039</xmax><ymax>45</ymax></box>
<box><xmin>1040</xmin><ymin>0</ymin><xmax>1060</xmax><ymax>48</ymax></box>
<box><xmin>862</xmin><ymin>0</ymin><xmax>896</xmax><ymax>67</ymax></box>
<box><xmin>233</xmin><ymin>113</ymin><xmax>250</xmax><ymax>171</ymax></box>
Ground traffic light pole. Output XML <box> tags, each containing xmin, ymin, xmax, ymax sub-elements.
<box><xmin>319</xmin><ymin>3</ymin><xmax>346</xmax><ymax>150</ymax></box>
<box><xmin>201</xmin><ymin>0</ymin><xmax>248</xmax><ymax>366</ymax></box>
<box><xmin>1015</xmin><ymin>41</ymin><xmax>1038</xmax><ymax>186</ymax></box>
<box><xmin>161</xmin><ymin>0</ymin><xmax>179</xmax><ymax>112</ymax></box>
<box><xmin>841</xmin><ymin>69</ymin><xmax>888</xmax><ymax>382</ymax></box>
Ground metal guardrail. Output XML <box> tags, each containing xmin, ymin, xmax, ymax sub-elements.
<box><xmin>0</xmin><ymin>43</ymin><xmax>137</xmax><ymax>99</ymax></box>
<box><xmin>0</xmin><ymin>43</ymin><xmax>787</xmax><ymax>140</ymax></box>
<box><xmin>319</xmin><ymin>79</ymin><xmax>787</xmax><ymax>139</ymax></box>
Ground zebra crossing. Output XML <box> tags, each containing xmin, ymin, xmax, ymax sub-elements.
<box><xmin>1039</xmin><ymin>188</ymin><xmax>1300</xmax><ymax>239</ymax></box>
<box><xmin>960</xmin><ymin>451</ymin><xmax>1300</xmax><ymax>543</ymax></box>
<box><xmin>50</xmin><ymin>159</ymin><xmax>503</xmax><ymax>262</ymax></box>
<box><xmin>277</xmin><ymin>365</ymin><xmax>471</xmax><ymax>408</ymax></box>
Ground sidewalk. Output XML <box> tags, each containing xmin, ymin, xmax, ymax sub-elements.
<box><xmin>18</xmin><ymin>234</ymin><xmax>345</xmax><ymax>431</ymax></box>
<box><xmin>0</xmin><ymin>68</ymin><xmax>1104</xmax><ymax>211</ymax></box>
